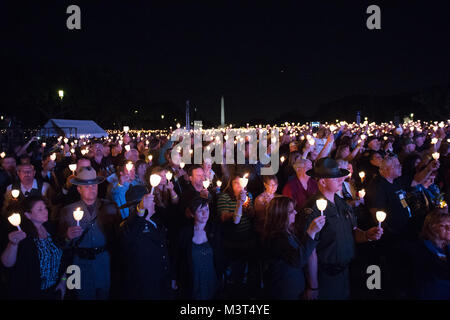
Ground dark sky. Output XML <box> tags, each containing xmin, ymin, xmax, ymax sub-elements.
<box><xmin>1</xmin><ymin>1</ymin><xmax>449</xmax><ymax>125</ymax></box>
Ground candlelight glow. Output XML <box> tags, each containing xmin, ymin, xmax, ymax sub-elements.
<box><xmin>150</xmin><ymin>174</ymin><xmax>162</xmax><ymax>188</ymax></box>
<box><xmin>216</xmin><ymin>180</ymin><xmax>222</xmax><ymax>188</ymax></box>
<box><xmin>376</xmin><ymin>211</ymin><xmax>386</xmax><ymax>223</ymax></box>
<box><xmin>166</xmin><ymin>171</ymin><xmax>173</xmax><ymax>181</ymax></box>
<box><xmin>11</xmin><ymin>189</ymin><xmax>20</xmax><ymax>199</ymax></box>
<box><xmin>316</xmin><ymin>199</ymin><xmax>327</xmax><ymax>212</ymax></box>
<box><xmin>179</xmin><ymin>161</ymin><xmax>185</xmax><ymax>169</ymax></box>
<box><xmin>125</xmin><ymin>145</ymin><xmax>131</xmax><ymax>152</ymax></box>
<box><xmin>123</xmin><ymin>126</ymin><xmax>129</xmax><ymax>133</ymax></box>
<box><xmin>203</xmin><ymin>180</ymin><xmax>210</xmax><ymax>189</ymax></box>
<box><xmin>69</xmin><ymin>164</ymin><xmax>77</xmax><ymax>174</ymax></box>
<box><xmin>432</xmin><ymin>152</ymin><xmax>440</xmax><ymax>160</ymax></box>
<box><xmin>126</xmin><ymin>162</ymin><xmax>134</xmax><ymax>172</ymax></box>
<box><xmin>359</xmin><ymin>171</ymin><xmax>365</xmax><ymax>179</ymax></box>
<box><xmin>8</xmin><ymin>213</ymin><xmax>21</xmax><ymax>228</ymax></box>
<box><xmin>358</xmin><ymin>189</ymin><xmax>366</xmax><ymax>199</ymax></box>
<box><xmin>73</xmin><ymin>207</ymin><xmax>84</xmax><ymax>222</ymax></box>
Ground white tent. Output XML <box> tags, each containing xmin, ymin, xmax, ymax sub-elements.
<box><xmin>41</xmin><ymin>119</ymin><xmax>108</xmax><ymax>138</ymax></box>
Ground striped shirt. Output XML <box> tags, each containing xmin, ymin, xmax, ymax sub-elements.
<box><xmin>217</xmin><ymin>192</ymin><xmax>255</xmax><ymax>243</ymax></box>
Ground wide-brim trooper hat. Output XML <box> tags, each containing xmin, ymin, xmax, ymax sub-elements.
<box><xmin>306</xmin><ymin>158</ymin><xmax>350</xmax><ymax>179</ymax></box>
<box><xmin>70</xmin><ymin>166</ymin><xmax>105</xmax><ymax>185</ymax></box>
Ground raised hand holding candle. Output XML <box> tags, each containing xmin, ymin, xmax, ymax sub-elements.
<box><xmin>376</xmin><ymin>211</ymin><xmax>386</xmax><ymax>228</ymax></box>
<box><xmin>316</xmin><ymin>199</ymin><xmax>327</xmax><ymax>216</ymax></box>
<box><xmin>8</xmin><ymin>213</ymin><xmax>21</xmax><ymax>231</ymax></box>
<box><xmin>73</xmin><ymin>207</ymin><xmax>84</xmax><ymax>226</ymax></box>
<box><xmin>150</xmin><ymin>174</ymin><xmax>162</xmax><ymax>194</ymax></box>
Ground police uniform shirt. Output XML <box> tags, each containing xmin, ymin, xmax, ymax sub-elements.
<box><xmin>303</xmin><ymin>193</ymin><xmax>357</xmax><ymax>267</ymax></box>
<box><xmin>366</xmin><ymin>175</ymin><xmax>411</xmax><ymax>236</ymax></box>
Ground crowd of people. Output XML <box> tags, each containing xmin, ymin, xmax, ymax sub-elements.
<box><xmin>0</xmin><ymin>119</ymin><xmax>449</xmax><ymax>300</ymax></box>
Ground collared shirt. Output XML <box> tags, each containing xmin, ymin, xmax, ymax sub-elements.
<box><xmin>6</xmin><ymin>179</ymin><xmax>49</xmax><ymax>197</ymax></box>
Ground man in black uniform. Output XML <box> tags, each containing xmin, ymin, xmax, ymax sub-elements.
<box><xmin>366</xmin><ymin>156</ymin><xmax>416</xmax><ymax>298</ymax></box>
<box><xmin>302</xmin><ymin>158</ymin><xmax>383</xmax><ymax>300</ymax></box>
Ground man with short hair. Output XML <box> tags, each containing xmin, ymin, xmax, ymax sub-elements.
<box><xmin>59</xmin><ymin>166</ymin><xmax>120</xmax><ymax>300</ymax></box>
<box><xmin>4</xmin><ymin>164</ymin><xmax>50</xmax><ymax>210</ymax></box>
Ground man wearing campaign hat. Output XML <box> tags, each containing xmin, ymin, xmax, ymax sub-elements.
<box><xmin>301</xmin><ymin>158</ymin><xmax>383</xmax><ymax>300</ymax></box>
<box><xmin>58</xmin><ymin>166</ymin><xmax>120</xmax><ymax>300</ymax></box>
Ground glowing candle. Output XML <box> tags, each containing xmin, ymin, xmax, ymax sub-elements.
<box><xmin>11</xmin><ymin>189</ymin><xmax>20</xmax><ymax>199</ymax></box>
<box><xmin>359</xmin><ymin>171</ymin><xmax>365</xmax><ymax>182</ymax></box>
<box><xmin>1</xmin><ymin>152</ymin><xmax>6</xmax><ymax>158</ymax></box>
<box><xmin>180</xmin><ymin>161</ymin><xmax>185</xmax><ymax>169</ymax></box>
<box><xmin>64</xmin><ymin>138</ymin><xmax>69</xmax><ymax>144</ymax></box>
<box><xmin>280</xmin><ymin>156</ymin><xmax>285</xmax><ymax>163</ymax></box>
<box><xmin>50</xmin><ymin>153</ymin><xmax>56</xmax><ymax>161</ymax></box>
<box><xmin>376</xmin><ymin>211</ymin><xmax>386</xmax><ymax>228</ymax></box>
<box><xmin>73</xmin><ymin>207</ymin><xmax>84</xmax><ymax>226</ymax></box>
<box><xmin>8</xmin><ymin>213</ymin><xmax>21</xmax><ymax>231</ymax></box>
<box><xmin>240</xmin><ymin>173</ymin><xmax>249</xmax><ymax>189</ymax></box>
<box><xmin>150</xmin><ymin>174</ymin><xmax>162</xmax><ymax>194</ymax></box>
<box><xmin>126</xmin><ymin>162</ymin><xmax>134</xmax><ymax>172</ymax></box>
<box><xmin>166</xmin><ymin>171</ymin><xmax>173</xmax><ymax>182</ymax></box>
<box><xmin>316</xmin><ymin>199</ymin><xmax>327</xmax><ymax>216</ymax></box>
<box><xmin>69</xmin><ymin>164</ymin><xmax>77</xmax><ymax>175</ymax></box>
<box><xmin>203</xmin><ymin>180</ymin><xmax>210</xmax><ymax>189</ymax></box>
<box><xmin>123</xmin><ymin>126</ymin><xmax>129</xmax><ymax>133</ymax></box>
<box><xmin>431</xmin><ymin>138</ymin><xmax>438</xmax><ymax>145</ymax></box>
<box><xmin>432</xmin><ymin>152</ymin><xmax>440</xmax><ymax>160</ymax></box>
<box><xmin>148</xmin><ymin>154</ymin><xmax>153</xmax><ymax>162</ymax></box>
<box><xmin>125</xmin><ymin>145</ymin><xmax>131</xmax><ymax>152</ymax></box>
<box><xmin>358</xmin><ymin>189</ymin><xmax>366</xmax><ymax>199</ymax></box>
<box><xmin>42</xmin><ymin>142</ymin><xmax>46</xmax><ymax>147</ymax></box>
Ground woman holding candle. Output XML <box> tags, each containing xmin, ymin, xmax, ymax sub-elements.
<box><xmin>1</xmin><ymin>196</ymin><xmax>68</xmax><ymax>299</ymax></box>
<box><xmin>262</xmin><ymin>196</ymin><xmax>325</xmax><ymax>299</ymax></box>
<box><xmin>217</xmin><ymin>172</ymin><xmax>257</xmax><ymax>297</ymax></box>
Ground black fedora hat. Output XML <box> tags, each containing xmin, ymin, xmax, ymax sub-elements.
<box><xmin>70</xmin><ymin>166</ymin><xmax>105</xmax><ymax>185</ymax></box>
<box><xmin>118</xmin><ymin>185</ymin><xmax>149</xmax><ymax>209</ymax></box>
<box><xmin>306</xmin><ymin>158</ymin><xmax>350</xmax><ymax>179</ymax></box>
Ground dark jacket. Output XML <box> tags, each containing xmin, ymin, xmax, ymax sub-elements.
<box><xmin>3</xmin><ymin>221</ymin><xmax>69</xmax><ymax>300</ymax></box>
<box><xmin>119</xmin><ymin>210</ymin><xmax>174</xmax><ymax>299</ymax></box>
<box><xmin>263</xmin><ymin>231</ymin><xmax>318</xmax><ymax>300</ymax></box>
<box><xmin>175</xmin><ymin>221</ymin><xmax>226</xmax><ymax>299</ymax></box>
<box><xmin>406</xmin><ymin>239</ymin><xmax>450</xmax><ymax>300</ymax></box>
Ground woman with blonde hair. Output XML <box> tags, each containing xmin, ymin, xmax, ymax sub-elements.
<box><xmin>407</xmin><ymin>208</ymin><xmax>450</xmax><ymax>299</ymax></box>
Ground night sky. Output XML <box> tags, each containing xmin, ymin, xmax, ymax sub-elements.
<box><xmin>1</xmin><ymin>1</ymin><xmax>449</xmax><ymax>126</ymax></box>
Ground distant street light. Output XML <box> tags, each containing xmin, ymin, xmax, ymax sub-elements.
<box><xmin>58</xmin><ymin>90</ymin><xmax>64</xmax><ymax>100</ymax></box>
<box><xmin>161</xmin><ymin>114</ymin><xmax>165</xmax><ymax>119</ymax></box>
